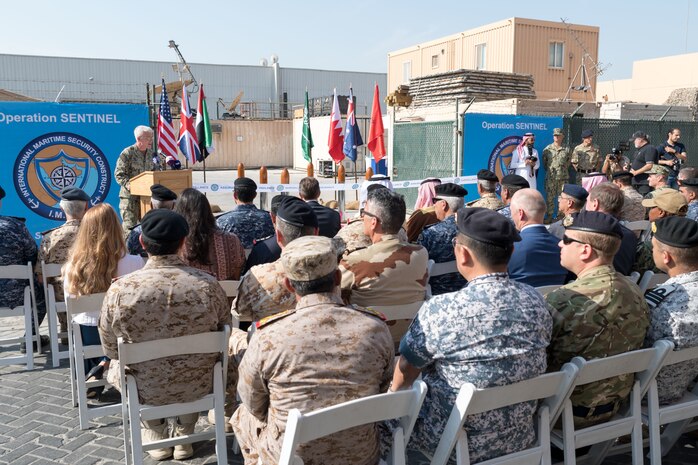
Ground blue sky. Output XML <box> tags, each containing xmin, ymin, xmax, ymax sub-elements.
<box><xmin>2</xmin><ymin>0</ymin><xmax>695</xmax><ymax>81</ymax></box>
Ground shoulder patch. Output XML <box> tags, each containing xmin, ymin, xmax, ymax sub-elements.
<box><xmin>355</xmin><ymin>305</ymin><xmax>388</xmax><ymax>321</ymax></box>
<box><xmin>644</xmin><ymin>283</ymin><xmax>678</xmax><ymax>309</ymax></box>
<box><xmin>255</xmin><ymin>309</ymin><xmax>296</xmax><ymax>329</ymax></box>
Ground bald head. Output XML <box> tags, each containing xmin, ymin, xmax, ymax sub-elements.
<box><xmin>510</xmin><ymin>189</ymin><xmax>546</xmax><ymax>229</ymax></box>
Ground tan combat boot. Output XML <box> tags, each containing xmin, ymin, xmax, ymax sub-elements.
<box><xmin>172</xmin><ymin>412</ymin><xmax>198</xmax><ymax>460</ymax></box>
<box><xmin>141</xmin><ymin>418</ymin><xmax>172</xmax><ymax>461</ymax></box>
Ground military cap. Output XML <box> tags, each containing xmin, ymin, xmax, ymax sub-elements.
<box><xmin>420</xmin><ymin>178</ymin><xmax>441</xmax><ymax>185</ymax></box>
<box><xmin>642</xmin><ymin>189</ymin><xmax>688</xmax><ymax>214</ymax></box>
<box><xmin>562</xmin><ymin>183</ymin><xmax>589</xmax><ymax>202</ymax></box>
<box><xmin>553</xmin><ymin>128</ymin><xmax>564</xmax><ymax>136</ymax></box>
<box><xmin>60</xmin><ymin>186</ymin><xmax>90</xmax><ymax>202</ymax></box>
<box><xmin>581</xmin><ymin>129</ymin><xmax>594</xmax><ymax>138</ymax></box>
<box><xmin>270</xmin><ymin>194</ymin><xmax>286</xmax><ymax>214</ymax></box>
<box><xmin>500</xmin><ymin>174</ymin><xmax>530</xmax><ymax>188</ymax></box>
<box><xmin>648</xmin><ymin>164</ymin><xmax>670</xmax><ymax>176</ymax></box>
<box><xmin>611</xmin><ymin>171</ymin><xmax>633</xmax><ymax>179</ymax></box>
<box><xmin>434</xmin><ymin>183</ymin><xmax>468</xmax><ymax>200</ymax></box>
<box><xmin>150</xmin><ymin>184</ymin><xmax>177</xmax><ymax>201</ymax></box>
<box><xmin>456</xmin><ymin>207</ymin><xmax>521</xmax><ymax>246</ymax></box>
<box><xmin>277</xmin><ymin>197</ymin><xmax>318</xmax><ymax>228</ymax></box>
<box><xmin>631</xmin><ymin>131</ymin><xmax>648</xmax><ymax>141</ymax></box>
<box><xmin>0</xmin><ymin>185</ymin><xmax>5</xmax><ymax>200</ymax></box>
<box><xmin>653</xmin><ymin>216</ymin><xmax>698</xmax><ymax>248</ymax></box>
<box><xmin>681</xmin><ymin>178</ymin><xmax>698</xmax><ymax>187</ymax></box>
<box><xmin>281</xmin><ymin>235</ymin><xmax>339</xmax><ymax>281</ymax></box>
<box><xmin>140</xmin><ymin>209</ymin><xmax>189</xmax><ymax>242</ymax></box>
<box><xmin>234</xmin><ymin>177</ymin><xmax>257</xmax><ymax>191</ymax></box>
<box><xmin>476</xmin><ymin>169</ymin><xmax>499</xmax><ymax>182</ymax></box>
<box><xmin>366</xmin><ymin>183</ymin><xmax>389</xmax><ymax>194</ymax></box>
<box><xmin>567</xmin><ymin>210</ymin><xmax>622</xmax><ymax>238</ymax></box>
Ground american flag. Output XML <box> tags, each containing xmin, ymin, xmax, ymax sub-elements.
<box><xmin>178</xmin><ymin>84</ymin><xmax>200</xmax><ymax>164</ymax></box>
<box><xmin>157</xmin><ymin>80</ymin><xmax>178</xmax><ymax>159</ymax></box>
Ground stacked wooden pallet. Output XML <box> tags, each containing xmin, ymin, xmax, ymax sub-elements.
<box><xmin>385</xmin><ymin>84</ymin><xmax>413</xmax><ymax>107</ymax></box>
<box><xmin>408</xmin><ymin>69</ymin><xmax>536</xmax><ymax>107</ymax></box>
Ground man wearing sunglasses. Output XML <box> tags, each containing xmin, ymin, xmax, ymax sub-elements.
<box><xmin>548</xmin><ymin>184</ymin><xmax>588</xmax><ymax>240</ymax></box>
<box><xmin>546</xmin><ymin>211</ymin><xmax>649</xmax><ymax>427</ymax></box>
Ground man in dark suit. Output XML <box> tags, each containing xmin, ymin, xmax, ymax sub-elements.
<box><xmin>244</xmin><ymin>195</ymin><xmax>286</xmax><ymax>272</ymax></box>
<box><xmin>299</xmin><ymin>177</ymin><xmax>341</xmax><ymax>238</ymax></box>
<box><xmin>508</xmin><ymin>189</ymin><xmax>567</xmax><ymax>287</ymax></box>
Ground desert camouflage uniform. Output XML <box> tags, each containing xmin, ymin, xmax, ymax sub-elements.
<box><xmin>542</xmin><ymin>143</ymin><xmax>570</xmax><ymax>219</ymax></box>
<box><xmin>335</xmin><ymin>219</ymin><xmax>409</xmax><ymax>257</ymax></box>
<box><xmin>546</xmin><ymin>265</ymin><xmax>649</xmax><ymax>425</ymax></box>
<box><xmin>114</xmin><ymin>144</ymin><xmax>164</xmax><ymax>234</ymax></box>
<box><xmin>405</xmin><ymin>207</ymin><xmax>439</xmax><ymax>243</ymax></box>
<box><xmin>232</xmin><ymin>292</ymin><xmax>394</xmax><ymax>465</ymax></box>
<box><xmin>37</xmin><ymin>219</ymin><xmax>80</xmax><ymax>301</ymax></box>
<box><xmin>644</xmin><ymin>270</ymin><xmax>698</xmax><ymax>404</ymax></box>
<box><xmin>99</xmin><ymin>254</ymin><xmax>230</xmax><ymax>406</ymax></box>
<box><xmin>688</xmin><ymin>201</ymin><xmax>698</xmax><ymax>221</ymax></box>
<box><xmin>418</xmin><ymin>216</ymin><xmax>466</xmax><ymax>295</ymax></box>
<box><xmin>467</xmin><ymin>193</ymin><xmax>504</xmax><ymax>210</ymax></box>
<box><xmin>234</xmin><ymin>259</ymin><xmax>296</xmax><ymax>322</ymax></box>
<box><xmin>620</xmin><ymin>186</ymin><xmax>646</xmax><ymax>223</ymax></box>
<box><xmin>571</xmin><ymin>143</ymin><xmax>601</xmax><ymax>185</ymax></box>
<box><xmin>395</xmin><ymin>273</ymin><xmax>552</xmax><ymax>462</ymax></box>
<box><xmin>126</xmin><ymin>224</ymin><xmax>146</xmax><ymax>257</ymax></box>
<box><xmin>215</xmin><ymin>204</ymin><xmax>274</xmax><ymax>249</ymax></box>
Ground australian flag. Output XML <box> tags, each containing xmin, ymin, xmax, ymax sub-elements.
<box><xmin>342</xmin><ymin>87</ymin><xmax>363</xmax><ymax>162</ymax></box>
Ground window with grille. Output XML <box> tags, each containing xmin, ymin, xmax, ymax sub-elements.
<box><xmin>475</xmin><ymin>44</ymin><xmax>486</xmax><ymax>70</ymax></box>
<box><xmin>403</xmin><ymin>61</ymin><xmax>412</xmax><ymax>83</ymax></box>
<box><xmin>549</xmin><ymin>42</ymin><xmax>564</xmax><ymax>69</ymax></box>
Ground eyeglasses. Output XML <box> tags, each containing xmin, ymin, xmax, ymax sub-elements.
<box><xmin>451</xmin><ymin>237</ymin><xmax>463</xmax><ymax>249</ymax></box>
<box><xmin>361</xmin><ymin>209</ymin><xmax>380</xmax><ymax>221</ymax></box>
<box><xmin>561</xmin><ymin>234</ymin><xmax>587</xmax><ymax>246</ymax></box>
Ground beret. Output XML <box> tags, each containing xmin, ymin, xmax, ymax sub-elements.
<box><xmin>150</xmin><ymin>184</ymin><xmax>177</xmax><ymax>201</ymax></box>
<box><xmin>456</xmin><ymin>207</ymin><xmax>521</xmax><ymax>247</ymax></box>
<box><xmin>500</xmin><ymin>174</ymin><xmax>530</xmax><ymax>188</ymax></box>
<box><xmin>642</xmin><ymin>189</ymin><xmax>688</xmax><ymax>214</ymax></box>
<box><xmin>612</xmin><ymin>171</ymin><xmax>633</xmax><ymax>179</ymax></box>
<box><xmin>277</xmin><ymin>197</ymin><xmax>318</xmax><ymax>228</ymax></box>
<box><xmin>477</xmin><ymin>169</ymin><xmax>498</xmax><ymax>182</ymax></box>
<box><xmin>0</xmin><ymin>185</ymin><xmax>5</xmax><ymax>200</ymax></box>
<box><xmin>581</xmin><ymin>129</ymin><xmax>594</xmax><ymax>138</ymax></box>
<box><xmin>434</xmin><ymin>183</ymin><xmax>468</xmax><ymax>199</ymax></box>
<box><xmin>140</xmin><ymin>209</ymin><xmax>189</xmax><ymax>242</ymax></box>
<box><xmin>681</xmin><ymin>178</ymin><xmax>698</xmax><ymax>187</ymax></box>
<box><xmin>270</xmin><ymin>194</ymin><xmax>286</xmax><ymax>214</ymax></box>
<box><xmin>281</xmin><ymin>235</ymin><xmax>340</xmax><ymax>281</ymax></box>
<box><xmin>420</xmin><ymin>178</ymin><xmax>441</xmax><ymax>185</ymax></box>
<box><xmin>234</xmin><ymin>177</ymin><xmax>257</xmax><ymax>190</ymax></box>
<box><xmin>631</xmin><ymin>131</ymin><xmax>648</xmax><ymax>140</ymax></box>
<box><xmin>653</xmin><ymin>216</ymin><xmax>698</xmax><ymax>248</ymax></box>
<box><xmin>60</xmin><ymin>186</ymin><xmax>90</xmax><ymax>202</ymax></box>
<box><xmin>553</xmin><ymin>128</ymin><xmax>564</xmax><ymax>136</ymax></box>
<box><xmin>648</xmin><ymin>165</ymin><xmax>670</xmax><ymax>176</ymax></box>
<box><xmin>562</xmin><ymin>183</ymin><xmax>589</xmax><ymax>201</ymax></box>
<box><xmin>567</xmin><ymin>210</ymin><xmax>622</xmax><ymax>238</ymax></box>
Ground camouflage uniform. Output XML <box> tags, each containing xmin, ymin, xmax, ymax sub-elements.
<box><xmin>37</xmin><ymin>219</ymin><xmax>80</xmax><ymax>302</ymax></box>
<box><xmin>396</xmin><ymin>273</ymin><xmax>552</xmax><ymax>462</ymax></box>
<box><xmin>620</xmin><ymin>186</ymin><xmax>646</xmax><ymax>223</ymax></box>
<box><xmin>234</xmin><ymin>259</ymin><xmax>296</xmax><ymax>322</ymax></box>
<box><xmin>418</xmin><ymin>216</ymin><xmax>466</xmax><ymax>295</ymax></box>
<box><xmin>467</xmin><ymin>193</ymin><xmax>504</xmax><ymax>210</ymax></box>
<box><xmin>405</xmin><ymin>207</ymin><xmax>439</xmax><ymax>243</ymax></box>
<box><xmin>633</xmin><ymin>237</ymin><xmax>660</xmax><ymax>275</ymax></box>
<box><xmin>644</xmin><ymin>270</ymin><xmax>698</xmax><ymax>404</ymax></box>
<box><xmin>644</xmin><ymin>186</ymin><xmax>674</xmax><ymax>200</ymax></box>
<box><xmin>542</xmin><ymin>143</ymin><xmax>570</xmax><ymax>219</ymax></box>
<box><xmin>114</xmin><ymin>144</ymin><xmax>163</xmax><ymax>234</ymax></box>
<box><xmin>232</xmin><ymin>292</ymin><xmax>394</xmax><ymax>465</ymax></box>
<box><xmin>335</xmin><ymin>219</ymin><xmax>409</xmax><ymax>258</ymax></box>
<box><xmin>126</xmin><ymin>224</ymin><xmax>146</xmax><ymax>257</ymax></box>
<box><xmin>99</xmin><ymin>254</ymin><xmax>231</xmax><ymax>405</ymax></box>
<box><xmin>546</xmin><ymin>265</ymin><xmax>649</xmax><ymax>425</ymax></box>
<box><xmin>571</xmin><ymin>144</ymin><xmax>601</xmax><ymax>185</ymax></box>
<box><xmin>688</xmin><ymin>201</ymin><xmax>698</xmax><ymax>221</ymax></box>
<box><xmin>215</xmin><ymin>204</ymin><xmax>274</xmax><ymax>250</ymax></box>
<box><xmin>497</xmin><ymin>204</ymin><xmax>512</xmax><ymax>222</ymax></box>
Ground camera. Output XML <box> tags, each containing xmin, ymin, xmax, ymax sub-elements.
<box><xmin>526</xmin><ymin>155</ymin><xmax>537</xmax><ymax>163</ymax></box>
<box><xmin>607</xmin><ymin>148</ymin><xmax>621</xmax><ymax>162</ymax></box>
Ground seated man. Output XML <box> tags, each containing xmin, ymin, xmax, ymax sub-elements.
<box><xmin>496</xmin><ymin>174</ymin><xmax>530</xmax><ymax>222</ymax></box>
<box><xmin>419</xmin><ymin>183</ymin><xmax>468</xmax><ymax>295</ymax></box>
<box><xmin>389</xmin><ymin>208</ymin><xmax>552</xmax><ymax>463</ymax></box>
<box><xmin>231</xmin><ymin>235</ymin><xmax>394</xmax><ymax>465</ymax></box>
<box><xmin>546</xmin><ymin>211</ymin><xmax>649</xmax><ymax>426</ymax></box>
<box><xmin>299</xmin><ymin>176</ymin><xmax>341</xmax><ymax>238</ymax></box>
<box><xmin>508</xmin><ymin>189</ymin><xmax>567</xmax><ymax>287</ymax></box>
<box><xmin>678</xmin><ymin>178</ymin><xmax>698</xmax><ymax>221</ymax></box>
<box><xmin>126</xmin><ymin>184</ymin><xmax>177</xmax><ymax>257</ymax></box>
<box><xmin>467</xmin><ymin>169</ymin><xmax>504</xmax><ymax>210</ymax></box>
<box><xmin>644</xmin><ymin>217</ymin><xmax>698</xmax><ymax>404</ymax></box>
<box><xmin>244</xmin><ymin>194</ymin><xmax>286</xmax><ymax>271</ymax></box>
<box><xmin>612</xmin><ymin>171</ymin><xmax>645</xmax><ymax>223</ymax></box>
<box><xmin>99</xmin><ymin>209</ymin><xmax>230</xmax><ymax>461</ymax></box>
<box><xmin>548</xmin><ymin>183</ymin><xmax>588</xmax><ymax>239</ymax></box>
<box><xmin>216</xmin><ymin>177</ymin><xmax>274</xmax><ymax>249</ymax></box>
<box><xmin>405</xmin><ymin>178</ymin><xmax>441</xmax><ymax>242</ymax></box>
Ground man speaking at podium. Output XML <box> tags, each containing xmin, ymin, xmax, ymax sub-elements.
<box><xmin>115</xmin><ymin>126</ymin><xmax>165</xmax><ymax>235</ymax></box>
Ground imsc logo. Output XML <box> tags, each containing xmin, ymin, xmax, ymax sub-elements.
<box><xmin>487</xmin><ymin>135</ymin><xmax>523</xmax><ymax>195</ymax></box>
<box><xmin>14</xmin><ymin>132</ymin><xmax>111</xmax><ymax>220</ymax></box>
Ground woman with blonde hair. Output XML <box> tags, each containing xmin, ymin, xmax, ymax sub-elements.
<box><xmin>64</xmin><ymin>203</ymin><xmax>143</xmax><ymax>396</ymax></box>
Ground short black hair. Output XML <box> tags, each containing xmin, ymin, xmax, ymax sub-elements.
<box><xmin>142</xmin><ymin>237</ymin><xmax>181</xmax><ymax>256</ymax></box>
<box><xmin>288</xmin><ymin>271</ymin><xmax>336</xmax><ymax>296</ymax></box>
<box><xmin>458</xmin><ymin>233</ymin><xmax>513</xmax><ymax>267</ymax></box>
<box><xmin>366</xmin><ymin>188</ymin><xmax>406</xmax><ymax>234</ymax></box>
<box><xmin>235</xmin><ymin>187</ymin><xmax>256</xmax><ymax>203</ymax></box>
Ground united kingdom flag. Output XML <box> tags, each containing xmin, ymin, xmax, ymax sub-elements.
<box><xmin>157</xmin><ymin>80</ymin><xmax>178</xmax><ymax>163</ymax></box>
<box><xmin>178</xmin><ymin>84</ymin><xmax>200</xmax><ymax>164</ymax></box>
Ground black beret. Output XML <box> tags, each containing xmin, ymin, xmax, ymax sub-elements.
<box><xmin>420</xmin><ymin>178</ymin><xmax>441</xmax><ymax>185</ymax></box>
<box><xmin>140</xmin><ymin>209</ymin><xmax>189</xmax><ymax>242</ymax></box>
<box><xmin>60</xmin><ymin>186</ymin><xmax>90</xmax><ymax>202</ymax></box>
<box><xmin>612</xmin><ymin>171</ymin><xmax>633</xmax><ymax>179</ymax></box>
<box><xmin>631</xmin><ymin>131</ymin><xmax>648</xmax><ymax>140</ymax></box>
<box><xmin>270</xmin><ymin>195</ymin><xmax>286</xmax><ymax>214</ymax></box>
<box><xmin>277</xmin><ymin>197</ymin><xmax>318</xmax><ymax>228</ymax></box>
<box><xmin>680</xmin><ymin>178</ymin><xmax>698</xmax><ymax>187</ymax></box>
<box><xmin>456</xmin><ymin>207</ymin><xmax>521</xmax><ymax>247</ymax></box>
<box><xmin>366</xmin><ymin>183</ymin><xmax>389</xmax><ymax>193</ymax></box>
<box><xmin>234</xmin><ymin>177</ymin><xmax>257</xmax><ymax>190</ymax></box>
<box><xmin>562</xmin><ymin>183</ymin><xmax>589</xmax><ymax>201</ymax></box>
<box><xmin>434</xmin><ymin>183</ymin><xmax>468</xmax><ymax>199</ymax></box>
<box><xmin>0</xmin><ymin>185</ymin><xmax>6</xmax><ymax>200</ymax></box>
<box><xmin>500</xmin><ymin>174</ymin><xmax>529</xmax><ymax>188</ymax></box>
<box><xmin>477</xmin><ymin>169</ymin><xmax>498</xmax><ymax>182</ymax></box>
<box><xmin>581</xmin><ymin>129</ymin><xmax>594</xmax><ymax>138</ymax></box>
<box><xmin>567</xmin><ymin>210</ymin><xmax>622</xmax><ymax>238</ymax></box>
<box><xmin>653</xmin><ymin>217</ymin><xmax>698</xmax><ymax>248</ymax></box>
<box><xmin>150</xmin><ymin>184</ymin><xmax>177</xmax><ymax>201</ymax></box>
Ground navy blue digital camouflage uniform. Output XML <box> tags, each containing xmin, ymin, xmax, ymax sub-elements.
<box><xmin>126</xmin><ymin>224</ymin><xmax>146</xmax><ymax>257</ymax></box>
<box><xmin>215</xmin><ymin>204</ymin><xmax>274</xmax><ymax>249</ymax></box>
<box><xmin>418</xmin><ymin>216</ymin><xmax>466</xmax><ymax>295</ymax></box>
<box><xmin>687</xmin><ymin>201</ymin><xmax>698</xmax><ymax>221</ymax></box>
<box><xmin>397</xmin><ymin>273</ymin><xmax>552</xmax><ymax>463</ymax></box>
<box><xmin>497</xmin><ymin>205</ymin><xmax>512</xmax><ymax>222</ymax></box>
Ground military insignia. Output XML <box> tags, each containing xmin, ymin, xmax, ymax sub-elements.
<box><xmin>651</xmin><ymin>222</ymin><xmax>657</xmax><ymax>234</ymax></box>
<box><xmin>255</xmin><ymin>308</ymin><xmax>296</xmax><ymax>329</ymax></box>
<box><xmin>644</xmin><ymin>284</ymin><xmax>677</xmax><ymax>309</ymax></box>
<box><xmin>562</xmin><ymin>215</ymin><xmax>574</xmax><ymax>227</ymax></box>
<box><xmin>360</xmin><ymin>306</ymin><xmax>388</xmax><ymax>321</ymax></box>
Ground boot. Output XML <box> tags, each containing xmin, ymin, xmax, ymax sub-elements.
<box><xmin>207</xmin><ymin>405</ymin><xmax>234</xmax><ymax>433</ymax></box>
<box><xmin>173</xmin><ymin>412</ymin><xmax>198</xmax><ymax>460</ymax></box>
<box><xmin>141</xmin><ymin>419</ymin><xmax>172</xmax><ymax>460</ymax></box>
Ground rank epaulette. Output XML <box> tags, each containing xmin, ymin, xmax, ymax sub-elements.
<box><xmin>40</xmin><ymin>226</ymin><xmax>60</xmax><ymax>235</ymax></box>
<box><xmin>255</xmin><ymin>309</ymin><xmax>296</xmax><ymax>329</ymax></box>
<box><xmin>356</xmin><ymin>306</ymin><xmax>387</xmax><ymax>321</ymax></box>
<box><xmin>644</xmin><ymin>284</ymin><xmax>677</xmax><ymax>309</ymax></box>
<box><xmin>465</xmin><ymin>199</ymin><xmax>478</xmax><ymax>207</ymax></box>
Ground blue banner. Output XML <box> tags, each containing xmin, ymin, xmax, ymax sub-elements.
<box><xmin>462</xmin><ymin>113</ymin><xmax>563</xmax><ymax>203</ymax></box>
<box><xmin>1</xmin><ymin>102</ymin><xmax>148</xmax><ymax>240</ymax></box>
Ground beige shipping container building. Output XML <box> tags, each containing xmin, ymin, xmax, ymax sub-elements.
<box><xmin>387</xmin><ymin>17</ymin><xmax>600</xmax><ymax>101</ymax></box>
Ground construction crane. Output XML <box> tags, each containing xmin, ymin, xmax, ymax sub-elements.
<box><xmin>560</xmin><ymin>18</ymin><xmax>610</xmax><ymax>101</ymax></box>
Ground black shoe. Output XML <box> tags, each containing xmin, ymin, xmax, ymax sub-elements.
<box><xmin>19</xmin><ymin>335</ymin><xmax>50</xmax><ymax>354</ymax></box>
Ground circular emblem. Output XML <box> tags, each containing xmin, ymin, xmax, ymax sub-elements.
<box><xmin>13</xmin><ymin>132</ymin><xmax>111</xmax><ymax>220</ymax></box>
<box><xmin>351</xmin><ymin>183</ymin><xmax>360</xmax><ymax>190</ymax></box>
<box><xmin>210</xmin><ymin>183</ymin><xmax>220</xmax><ymax>192</ymax></box>
<box><xmin>488</xmin><ymin>136</ymin><xmax>522</xmax><ymax>195</ymax></box>
<box><xmin>402</xmin><ymin>181</ymin><xmax>410</xmax><ymax>188</ymax></box>
<box><xmin>276</xmin><ymin>185</ymin><xmax>285</xmax><ymax>192</ymax></box>
<box><xmin>453</xmin><ymin>177</ymin><xmax>461</xmax><ymax>184</ymax></box>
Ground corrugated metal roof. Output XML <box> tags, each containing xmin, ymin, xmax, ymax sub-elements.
<box><xmin>0</xmin><ymin>89</ymin><xmax>39</xmax><ymax>101</ymax></box>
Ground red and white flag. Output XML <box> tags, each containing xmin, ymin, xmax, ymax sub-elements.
<box><xmin>178</xmin><ymin>85</ymin><xmax>200</xmax><ymax>164</ymax></box>
<box><xmin>367</xmin><ymin>83</ymin><xmax>386</xmax><ymax>162</ymax></box>
<box><xmin>157</xmin><ymin>79</ymin><xmax>178</xmax><ymax>162</ymax></box>
<box><xmin>327</xmin><ymin>88</ymin><xmax>345</xmax><ymax>163</ymax></box>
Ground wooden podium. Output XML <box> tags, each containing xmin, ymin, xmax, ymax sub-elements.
<box><xmin>129</xmin><ymin>170</ymin><xmax>192</xmax><ymax>219</ymax></box>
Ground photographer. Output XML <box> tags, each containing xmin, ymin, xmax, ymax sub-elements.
<box><xmin>602</xmin><ymin>146</ymin><xmax>630</xmax><ymax>178</ymax></box>
<box><xmin>657</xmin><ymin>128</ymin><xmax>687</xmax><ymax>189</ymax></box>
<box><xmin>629</xmin><ymin>131</ymin><xmax>659</xmax><ymax>196</ymax></box>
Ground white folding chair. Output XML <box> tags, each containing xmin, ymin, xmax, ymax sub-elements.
<box><xmin>278</xmin><ymin>380</ymin><xmax>427</xmax><ymax>465</ymax></box>
<box><xmin>535</xmin><ymin>284</ymin><xmax>562</xmax><ymax>296</ymax></box>
<box><xmin>0</xmin><ymin>262</ymin><xmax>41</xmax><ymax>370</ymax></box>
<box><xmin>638</xmin><ymin>271</ymin><xmax>670</xmax><ymax>293</ymax></box>
<box><xmin>41</xmin><ymin>261</ymin><xmax>70</xmax><ymax>367</ymax></box>
<box><xmin>625</xmin><ymin>220</ymin><xmax>651</xmax><ymax>240</ymax></box>
<box><xmin>219</xmin><ymin>280</ymin><xmax>244</xmax><ymax>328</ymax></box>
<box><xmin>430</xmin><ymin>260</ymin><xmax>458</xmax><ymax>277</ymax></box>
<box><xmin>119</xmin><ymin>327</ymin><xmax>230</xmax><ymax>465</ymax></box>
<box><xmin>430</xmin><ymin>364</ymin><xmax>578</xmax><ymax>465</ymax></box>
<box><xmin>550</xmin><ymin>342</ymin><xmax>673</xmax><ymax>465</ymax></box>
<box><xmin>627</xmin><ymin>271</ymin><xmax>641</xmax><ymax>284</ymax></box>
<box><xmin>66</xmin><ymin>292</ymin><xmax>120</xmax><ymax>429</ymax></box>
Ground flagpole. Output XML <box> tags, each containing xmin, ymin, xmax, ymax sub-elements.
<box><xmin>201</xmin><ymin>82</ymin><xmax>207</xmax><ymax>184</ymax></box>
